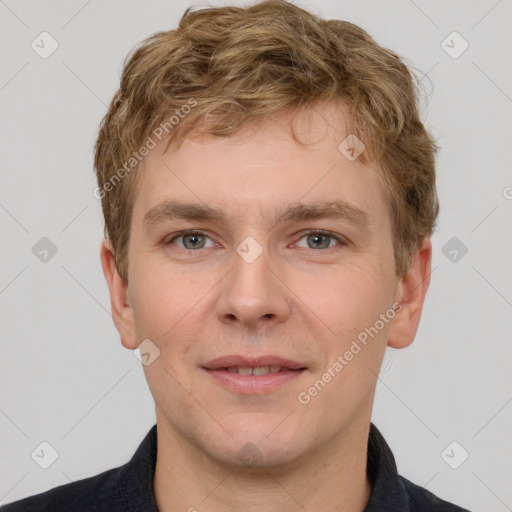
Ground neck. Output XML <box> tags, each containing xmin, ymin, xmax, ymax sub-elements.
<box><xmin>153</xmin><ymin>415</ymin><xmax>372</xmax><ymax>512</ymax></box>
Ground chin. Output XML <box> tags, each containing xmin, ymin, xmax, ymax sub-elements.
<box><xmin>214</xmin><ymin>441</ymin><xmax>302</xmax><ymax>471</ymax></box>
<box><xmin>201</xmin><ymin>419</ymin><xmax>310</xmax><ymax>471</ymax></box>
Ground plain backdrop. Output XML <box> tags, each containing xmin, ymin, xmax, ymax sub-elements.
<box><xmin>0</xmin><ymin>1</ymin><xmax>511</xmax><ymax>510</ymax></box>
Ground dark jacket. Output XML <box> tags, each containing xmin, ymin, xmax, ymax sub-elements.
<box><xmin>1</xmin><ymin>423</ymin><xmax>471</xmax><ymax>511</ymax></box>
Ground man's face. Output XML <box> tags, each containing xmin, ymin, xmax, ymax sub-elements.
<box><xmin>108</xmin><ymin>104</ymin><xmax>415</xmax><ymax>468</ymax></box>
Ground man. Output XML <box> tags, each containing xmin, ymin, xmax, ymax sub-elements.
<box><xmin>2</xmin><ymin>0</ymin><xmax>471</xmax><ymax>510</ymax></box>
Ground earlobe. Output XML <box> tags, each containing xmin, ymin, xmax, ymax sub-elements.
<box><xmin>387</xmin><ymin>238</ymin><xmax>432</xmax><ymax>349</ymax></box>
<box><xmin>100</xmin><ymin>238</ymin><xmax>138</xmax><ymax>350</ymax></box>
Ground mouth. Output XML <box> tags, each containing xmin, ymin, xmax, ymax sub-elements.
<box><xmin>213</xmin><ymin>365</ymin><xmax>301</xmax><ymax>375</ymax></box>
<box><xmin>202</xmin><ymin>355</ymin><xmax>307</xmax><ymax>394</ymax></box>
<box><xmin>203</xmin><ymin>355</ymin><xmax>306</xmax><ymax>371</ymax></box>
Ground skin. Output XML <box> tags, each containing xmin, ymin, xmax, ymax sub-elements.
<box><xmin>101</xmin><ymin>103</ymin><xmax>432</xmax><ymax>512</ymax></box>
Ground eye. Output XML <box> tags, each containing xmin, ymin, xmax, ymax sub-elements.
<box><xmin>165</xmin><ymin>229</ymin><xmax>346</xmax><ymax>251</ymax></box>
<box><xmin>295</xmin><ymin>230</ymin><xmax>346</xmax><ymax>250</ymax></box>
<box><xmin>166</xmin><ymin>231</ymin><xmax>215</xmax><ymax>250</ymax></box>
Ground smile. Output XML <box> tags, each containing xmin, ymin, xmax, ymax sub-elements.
<box><xmin>202</xmin><ymin>366</ymin><xmax>306</xmax><ymax>394</ymax></box>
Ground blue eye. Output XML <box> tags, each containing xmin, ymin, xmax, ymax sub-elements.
<box><xmin>296</xmin><ymin>230</ymin><xmax>345</xmax><ymax>250</ymax></box>
<box><xmin>165</xmin><ymin>230</ymin><xmax>346</xmax><ymax>251</ymax></box>
<box><xmin>167</xmin><ymin>231</ymin><xmax>215</xmax><ymax>250</ymax></box>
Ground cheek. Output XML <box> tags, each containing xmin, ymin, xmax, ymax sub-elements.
<box><xmin>139</xmin><ymin>248</ymin><xmax>194</xmax><ymax>299</ymax></box>
<box><xmin>133</xmin><ymin>270</ymin><xmax>200</xmax><ymax>401</ymax></box>
<box><xmin>290</xmin><ymin>257</ymin><xmax>395</xmax><ymax>404</ymax></box>
<box><xmin>296</xmin><ymin>265</ymin><xmax>392</xmax><ymax>418</ymax></box>
<box><xmin>130</xmin><ymin>263</ymin><xmax>218</xmax><ymax>387</ymax></box>
<box><xmin>130</xmin><ymin>264</ymin><xmax>195</xmax><ymax>343</ymax></box>
<box><xmin>292</xmin><ymin>258</ymin><xmax>393</xmax><ymax>337</ymax></box>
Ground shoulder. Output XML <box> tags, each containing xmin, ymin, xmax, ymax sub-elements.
<box><xmin>399</xmin><ymin>475</ymin><xmax>472</xmax><ymax>512</ymax></box>
<box><xmin>1</xmin><ymin>426</ymin><xmax>158</xmax><ymax>512</ymax></box>
<box><xmin>1</xmin><ymin>466</ymin><xmax>124</xmax><ymax>512</ymax></box>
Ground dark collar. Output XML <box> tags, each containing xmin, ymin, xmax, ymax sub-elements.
<box><xmin>364</xmin><ymin>423</ymin><xmax>410</xmax><ymax>510</ymax></box>
<box><xmin>115</xmin><ymin>422</ymin><xmax>467</xmax><ymax>512</ymax></box>
<box><xmin>2</xmin><ymin>422</ymin><xmax>470</xmax><ymax>511</ymax></box>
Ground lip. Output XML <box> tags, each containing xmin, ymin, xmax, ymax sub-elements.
<box><xmin>202</xmin><ymin>355</ymin><xmax>308</xmax><ymax>395</ymax></box>
<box><xmin>203</xmin><ymin>355</ymin><xmax>306</xmax><ymax>371</ymax></box>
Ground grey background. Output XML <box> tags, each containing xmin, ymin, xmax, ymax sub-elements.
<box><xmin>0</xmin><ymin>1</ymin><xmax>511</xmax><ymax>510</ymax></box>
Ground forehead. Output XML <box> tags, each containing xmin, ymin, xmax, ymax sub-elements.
<box><xmin>131</xmin><ymin>104</ymin><xmax>390</xmax><ymax>231</ymax></box>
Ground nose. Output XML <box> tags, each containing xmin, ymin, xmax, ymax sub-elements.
<box><xmin>216</xmin><ymin>241</ymin><xmax>291</xmax><ymax>329</ymax></box>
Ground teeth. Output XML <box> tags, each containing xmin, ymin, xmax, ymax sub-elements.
<box><xmin>225</xmin><ymin>366</ymin><xmax>283</xmax><ymax>375</ymax></box>
<box><xmin>253</xmin><ymin>366</ymin><xmax>271</xmax><ymax>376</ymax></box>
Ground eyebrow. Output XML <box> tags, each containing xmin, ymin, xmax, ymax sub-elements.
<box><xmin>143</xmin><ymin>199</ymin><xmax>370</xmax><ymax>231</ymax></box>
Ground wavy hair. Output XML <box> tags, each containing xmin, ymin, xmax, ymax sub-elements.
<box><xmin>94</xmin><ymin>0</ymin><xmax>438</xmax><ymax>281</ymax></box>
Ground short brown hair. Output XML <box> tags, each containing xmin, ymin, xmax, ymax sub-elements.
<box><xmin>94</xmin><ymin>0</ymin><xmax>438</xmax><ymax>282</ymax></box>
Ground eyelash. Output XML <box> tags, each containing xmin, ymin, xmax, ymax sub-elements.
<box><xmin>165</xmin><ymin>229</ymin><xmax>348</xmax><ymax>250</ymax></box>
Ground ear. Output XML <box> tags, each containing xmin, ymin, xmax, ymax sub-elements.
<box><xmin>387</xmin><ymin>238</ymin><xmax>432</xmax><ymax>349</ymax></box>
<box><xmin>100</xmin><ymin>238</ymin><xmax>138</xmax><ymax>350</ymax></box>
